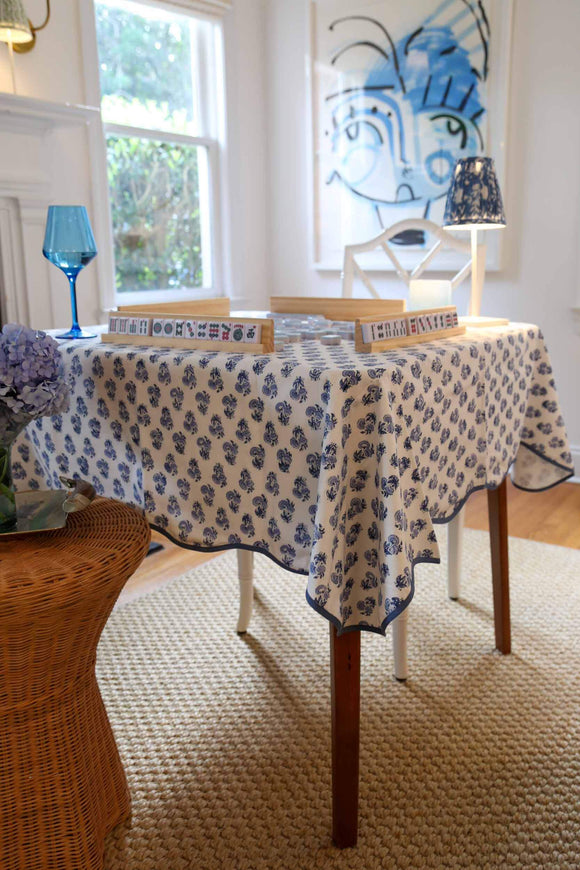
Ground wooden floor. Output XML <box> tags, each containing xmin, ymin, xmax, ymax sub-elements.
<box><xmin>119</xmin><ymin>539</ymin><xmax>215</xmax><ymax>605</ymax></box>
<box><xmin>120</xmin><ymin>481</ymin><xmax>580</xmax><ymax>605</ymax></box>
<box><xmin>463</xmin><ymin>480</ymin><xmax>580</xmax><ymax>548</ymax></box>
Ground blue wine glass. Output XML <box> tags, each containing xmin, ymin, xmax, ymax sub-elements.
<box><xmin>43</xmin><ymin>206</ymin><xmax>98</xmax><ymax>340</ymax></box>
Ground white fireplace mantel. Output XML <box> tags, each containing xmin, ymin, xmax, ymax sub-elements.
<box><xmin>0</xmin><ymin>93</ymin><xmax>99</xmax><ymax>135</ymax></box>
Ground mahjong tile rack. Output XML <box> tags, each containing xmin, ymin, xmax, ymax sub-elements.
<box><xmin>355</xmin><ymin>305</ymin><xmax>466</xmax><ymax>353</ymax></box>
<box><xmin>102</xmin><ymin>311</ymin><xmax>275</xmax><ymax>353</ymax></box>
<box><xmin>269</xmin><ymin>296</ymin><xmax>406</xmax><ymax>321</ymax></box>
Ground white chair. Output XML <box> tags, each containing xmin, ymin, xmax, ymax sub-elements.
<box><xmin>236</xmin><ymin>220</ymin><xmax>484</xmax><ymax>670</ymax></box>
<box><xmin>341</xmin><ymin>217</ymin><xmax>486</xmax><ymax>315</ymax></box>
<box><xmin>342</xmin><ymin>218</ymin><xmax>485</xmax><ymax>679</ymax></box>
<box><xmin>236</xmin><ymin>550</ymin><xmax>254</xmax><ymax>633</ymax></box>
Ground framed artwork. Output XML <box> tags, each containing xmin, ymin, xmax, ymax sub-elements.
<box><xmin>311</xmin><ymin>0</ymin><xmax>513</xmax><ymax>271</ymax></box>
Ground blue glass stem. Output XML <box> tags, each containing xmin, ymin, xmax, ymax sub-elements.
<box><xmin>68</xmin><ymin>273</ymin><xmax>81</xmax><ymax>334</ymax></box>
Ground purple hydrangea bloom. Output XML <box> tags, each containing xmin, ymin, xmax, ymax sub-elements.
<box><xmin>0</xmin><ymin>324</ymin><xmax>69</xmax><ymax>441</ymax></box>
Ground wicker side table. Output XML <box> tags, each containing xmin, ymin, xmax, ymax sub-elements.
<box><xmin>0</xmin><ymin>498</ymin><xmax>150</xmax><ymax>870</ymax></box>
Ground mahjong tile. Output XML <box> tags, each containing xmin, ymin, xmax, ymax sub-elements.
<box><xmin>360</xmin><ymin>323</ymin><xmax>373</xmax><ymax>344</ymax></box>
<box><xmin>244</xmin><ymin>323</ymin><xmax>260</xmax><ymax>343</ymax></box>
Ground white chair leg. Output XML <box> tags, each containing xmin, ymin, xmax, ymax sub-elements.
<box><xmin>236</xmin><ymin>549</ymin><xmax>254</xmax><ymax>633</ymax></box>
<box><xmin>447</xmin><ymin>508</ymin><xmax>465</xmax><ymax>600</ymax></box>
<box><xmin>392</xmin><ymin>606</ymin><xmax>410</xmax><ymax>681</ymax></box>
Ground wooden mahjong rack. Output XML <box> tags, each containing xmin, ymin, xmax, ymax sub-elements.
<box><xmin>102</xmin><ymin>299</ymin><xmax>274</xmax><ymax>353</ymax></box>
<box><xmin>270</xmin><ymin>296</ymin><xmax>406</xmax><ymax>321</ymax></box>
<box><xmin>117</xmin><ymin>298</ymin><xmax>230</xmax><ymax>316</ymax></box>
<box><xmin>355</xmin><ymin>306</ymin><xmax>466</xmax><ymax>353</ymax></box>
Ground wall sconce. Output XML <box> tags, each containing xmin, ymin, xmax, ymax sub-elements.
<box><xmin>0</xmin><ymin>0</ymin><xmax>33</xmax><ymax>46</ymax></box>
<box><xmin>13</xmin><ymin>0</ymin><xmax>50</xmax><ymax>53</ymax></box>
<box><xmin>0</xmin><ymin>0</ymin><xmax>50</xmax><ymax>92</ymax></box>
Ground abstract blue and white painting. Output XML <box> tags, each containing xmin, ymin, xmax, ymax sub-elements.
<box><xmin>313</xmin><ymin>0</ymin><xmax>511</xmax><ymax>267</ymax></box>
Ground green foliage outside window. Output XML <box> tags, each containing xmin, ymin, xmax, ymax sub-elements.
<box><xmin>106</xmin><ymin>135</ymin><xmax>202</xmax><ymax>292</ymax></box>
<box><xmin>96</xmin><ymin>2</ymin><xmax>195</xmax><ymax>132</ymax></box>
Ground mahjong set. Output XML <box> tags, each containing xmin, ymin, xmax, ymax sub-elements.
<box><xmin>102</xmin><ymin>300</ymin><xmax>465</xmax><ymax>354</ymax></box>
<box><xmin>355</xmin><ymin>305</ymin><xmax>466</xmax><ymax>353</ymax></box>
<box><xmin>103</xmin><ymin>311</ymin><xmax>275</xmax><ymax>353</ymax></box>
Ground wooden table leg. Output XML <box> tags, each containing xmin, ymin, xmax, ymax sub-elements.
<box><xmin>487</xmin><ymin>478</ymin><xmax>511</xmax><ymax>654</ymax></box>
<box><xmin>330</xmin><ymin>624</ymin><xmax>360</xmax><ymax>848</ymax></box>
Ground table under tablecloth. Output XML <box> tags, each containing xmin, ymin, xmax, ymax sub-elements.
<box><xmin>13</xmin><ymin>324</ymin><xmax>573</xmax><ymax>634</ymax></box>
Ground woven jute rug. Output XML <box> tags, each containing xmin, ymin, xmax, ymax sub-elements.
<box><xmin>100</xmin><ymin>528</ymin><xmax>580</xmax><ymax>870</ymax></box>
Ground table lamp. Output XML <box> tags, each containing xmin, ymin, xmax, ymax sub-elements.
<box><xmin>443</xmin><ymin>157</ymin><xmax>506</xmax><ymax>316</ymax></box>
<box><xmin>0</xmin><ymin>0</ymin><xmax>31</xmax><ymax>91</ymax></box>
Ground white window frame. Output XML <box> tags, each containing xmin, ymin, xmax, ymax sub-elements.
<box><xmin>79</xmin><ymin>0</ymin><xmax>229</xmax><ymax>314</ymax></box>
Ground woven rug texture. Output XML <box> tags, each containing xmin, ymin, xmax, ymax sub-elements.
<box><xmin>99</xmin><ymin>528</ymin><xmax>580</xmax><ymax>870</ymax></box>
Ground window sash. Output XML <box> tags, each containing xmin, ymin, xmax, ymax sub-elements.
<box><xmin>104</xmin><ymin>123</ymin><xmax>220</xmax><ymax>298</ymax></box>
<box><xmin>117</xmin><ymin>0</ymin><xmax>231</xmax><ymax>22</ymax></box>
<box><xmin>84</xmin><ymin>0</ymin><xmax>227</xmax><ymax>309</ymax></box>
<box><xmin>104</xmin><ymin>123</ymin><xmax>214</xmax><ymax>150</ymax></box>
<box><xmin>98</xmin><ymin>5</ymin><xmax>219</xmax><ymax>142</ymax></box>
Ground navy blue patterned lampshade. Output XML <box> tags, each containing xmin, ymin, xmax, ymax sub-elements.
<box><xmin>443</xmin><ymin>157</ymin><xmax>506</xmax><ymax>230</ymax></box>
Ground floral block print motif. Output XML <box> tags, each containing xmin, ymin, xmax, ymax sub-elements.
<box><xmin>14</xmin><ymin>326</ymin><xmax>573</xmax><ymax>634</ymax></box>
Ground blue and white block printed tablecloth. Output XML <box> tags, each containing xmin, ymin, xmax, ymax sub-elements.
<box><xmin>13</xmin><ymin>324</ymin><xmax>573</xmax><ymax>634</ymax></box>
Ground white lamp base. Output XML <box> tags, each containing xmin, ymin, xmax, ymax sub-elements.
<box><xmin>408</xmin><ymin>279</ymin><xmax>453</xmax><ymax>311</ymax></box>
<box><xmin>460</xmin><ymin>316</ymin><xmax>509</xmax><ymax>328</ymax></box>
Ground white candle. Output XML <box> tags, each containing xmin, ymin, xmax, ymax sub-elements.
<box><xmin>408</xmin><ymin>279</ymin><xmax>453</xmax><ymax>311</ymax></box>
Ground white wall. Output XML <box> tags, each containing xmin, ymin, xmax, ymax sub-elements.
<box><xmin>223</xmin><ymin>0</ymin><xmax>269</xmax><ymax>309</ymax></box>
<box><xmin>266</xmin><ymin>0</ymin><xmax>580</xmax><ymax>465</ymax></box>
<box><xmin>0</xmin><ymin>0</ymin><xmax>86</xmax><ymax>102</ymax></box>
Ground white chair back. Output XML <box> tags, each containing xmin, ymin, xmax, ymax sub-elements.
<box><xmin>341</xmin><ymin>219</ymin><xmax>486</xmax><ymax>315</ymax></box>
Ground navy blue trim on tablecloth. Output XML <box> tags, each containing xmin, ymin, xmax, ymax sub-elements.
<box><xmin>306</xmin><ymin>555</ymin><xmax>442</xmax><ymax>637</ymax></box>
<box><xmin>149</xmin><ymin>444</ymin><xmax>574</xmax><ymax>638</ymax></box>
<box><xmin>510</xmin><ymin>442</ymin><xmax>575</xmax><ymax>493</ymax></box>
<box><xmin>149</xmin><ymin>528</ymin><xmax>310</xmax><ymax>578</ymax></box>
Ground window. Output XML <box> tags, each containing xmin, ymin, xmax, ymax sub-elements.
<box><xmin>94</xmin><ymin>0</ymin><xmax>224</xmax><ymax>303</ymax></box>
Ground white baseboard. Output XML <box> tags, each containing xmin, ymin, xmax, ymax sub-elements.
<box><xmin>570</xmin><ymin>445</ymin><xmax>580</xmax><ymax>484</ymax></box>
